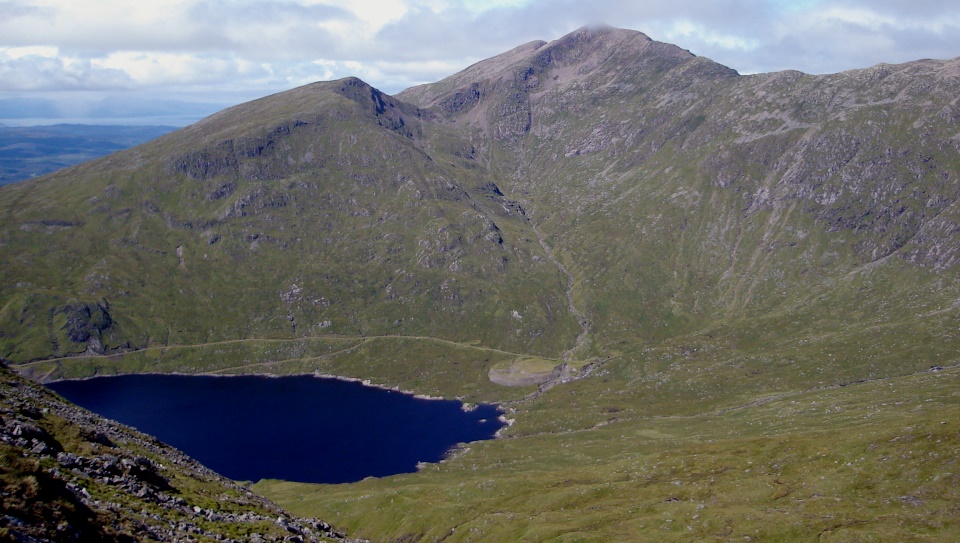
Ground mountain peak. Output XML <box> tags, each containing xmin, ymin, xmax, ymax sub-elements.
<box><xmin>397</xmin><ymin>25</ymin><xmax>734</xmax><ymax>142</ymax></box>
<box><xmin>398</xmin><ymin>25</ymin><xmax>726</xmax><ymax>112</ymax></box>
<box><xmin>527</xmin><ymin>24</ymin><xmax>689</xmax><ymax>72</ymax></box>
<box><xmin>566</xmin><ymin>23</ymin><xmax>652</xmax><ymax>42</ymax></box>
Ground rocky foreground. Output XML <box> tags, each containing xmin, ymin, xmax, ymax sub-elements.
<box><xmin>0</xmin><ymin>362</ymin><xmax>364</xmax><ymax>543</ymax></box>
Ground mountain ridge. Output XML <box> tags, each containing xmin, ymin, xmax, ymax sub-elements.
<box><xmin>2</xmin><ymin>24</ymin><xmax>959</xmax><ymax>392</ymax></box>
<box><xmin>3</xmin><ymin>24</ymin><xmax>960</xmax><ymax>389</ymax></box>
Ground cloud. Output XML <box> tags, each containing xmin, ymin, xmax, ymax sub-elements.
<box><xmin>0</xmin><ymin>49</ymin><xmax>134</xmax><ymax>91</ymax></box>
<box><xmin>94</xmin><ymin>52</ymin><xmax>269</xmax><ymax>87</ymax></box>
<box><xmin>725</xmin><ymin>1</ymin><xmax>960</xmax><ymax>74</ymax></box>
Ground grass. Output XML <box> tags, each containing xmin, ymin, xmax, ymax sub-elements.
<box><xmin>13</xmin><ymin>334</ymin><xmax>536</xmax><ymax>402</ymax></box>
<box><xmin>256</xmin><ymin>364</ymin><xmax>960</xmax><ymax>542</ymax></box>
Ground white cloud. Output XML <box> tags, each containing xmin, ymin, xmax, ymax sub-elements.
<box><xmin>93</xmin><ymin>52</ymin><xmax>264</xmax><ymax>86</ymax></box>
<box><xmin>814</xmin><ymin>6</ymin><xmax>898</xmax><ymax>29</ymax></box>
<box><xmin>461</xmin><ymin>0</ymin><xmax>532</xmax><ymax>14</ymax></box>
<box><xmin>659</xmin><ymin>20</ymin><xmax>759</xmax><ymax>52</ymax></box>
<box><xmin>323</xmin><ymin>0</ymin><xmax>409</xmax><ymax>34</ymax></box>
<box><xmin>0</xmin><ymin>47</ymin><xmax>134</xmax><ymax>91</ymax></box>
<box><xmin>1</xmin><ymin>0</ymin><xmax>198</xmax><ymax>50</ymax></box>
<box><xmin>1</xmin><ymin>45</ymin><xmax>59</xmax><ymax>59</ymax></box>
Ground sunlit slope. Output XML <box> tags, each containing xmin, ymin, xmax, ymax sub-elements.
<box><xmin>259</xmin><ymin>362</ymin><xmax>960</xmax><ymax>542</ymax></box>
<box><xmin>402</xmin><ymin>26</ymin><xmax>960</xmax><ymax>366</ymax></box>
<box><xmin>0</xmin><ymin>79</ymin><xmax>579</xmax><ymax>372</ymax></box>
<box><xmin>2</xmin><ymin>26</ymin><xmax>958</xmax><ymax>400</ymax></box>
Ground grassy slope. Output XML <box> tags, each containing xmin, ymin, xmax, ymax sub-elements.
<box><xmin>0</xmin><ymin>80</ymin><xmax>579</xmax><ymax>381</ymax></box>
<box><xmin>258</xmin><ymin>363</ymin><xmax>960</xmax><ymax>542</ymax></box>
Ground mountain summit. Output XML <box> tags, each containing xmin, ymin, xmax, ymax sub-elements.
<box><xmin>400</xmin><ymin>25</ymin><xmax>735</xmax><ymax>139</ymax></box>
<box><xmin>2</xmin><ymin>25</ymin><xmax>960</xmax><ymax>541</ymax></box>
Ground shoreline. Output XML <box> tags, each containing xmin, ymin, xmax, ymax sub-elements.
<box><xmin>39</xmin><ymin>367</ymin><xmax>503</xmax><ymax>414</ymax></box>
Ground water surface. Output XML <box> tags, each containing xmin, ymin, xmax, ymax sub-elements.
<box><xmin>49</xmin><ymin>374</ymin><xmax>504</xmax><ymax>484</ymax></box>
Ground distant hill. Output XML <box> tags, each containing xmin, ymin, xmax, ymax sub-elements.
<box><xmin>0</xmin><ymin>124</ymin><xmax>176</xmax><ymax>185</ymax></box>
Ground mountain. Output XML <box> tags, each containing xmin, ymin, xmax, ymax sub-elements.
<box><xmin>2</xmin><ymin>25</ymin><xmax>960</xmax><ymax>541</ymax></box>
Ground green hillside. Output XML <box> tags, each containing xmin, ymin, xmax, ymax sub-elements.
<box><xmin>3</xmin><ymin>26</ymin><xmax>960</xmax><ymax>541</ymax></box>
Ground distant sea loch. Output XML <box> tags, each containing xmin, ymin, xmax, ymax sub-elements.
<box><xmin>0</xmin><ymin>123</ymin><xmax>179</xmax><ymax>185</ymax></box>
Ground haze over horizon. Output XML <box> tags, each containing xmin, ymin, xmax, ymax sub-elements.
<box><xmin>1</xmin><ymin>0</ymin><xmax>958</xmax><ymax>126</ymax></box>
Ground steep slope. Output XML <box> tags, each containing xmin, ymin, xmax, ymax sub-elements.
<box><xmin>402</xmin><ymin>25</ymin><xmax>960</xmax><ymax>370</ymax></box>
<box><xmin>0</xmin><ymin>78</ymin><xmax>579</xmax><ymax>393</ymax></box>
<box><xmin>265</xmin><ymin>27</ymin><xmax>960</xmax><ymax>541</ymax></box>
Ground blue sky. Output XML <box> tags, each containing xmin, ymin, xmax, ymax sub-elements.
<box><xmin>1</xmin><ymin>0</ymin><xmax>957</xmax><ymax>124</ymax></box>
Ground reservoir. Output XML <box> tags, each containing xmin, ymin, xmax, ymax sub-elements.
<box><xmin>48</xmin><ymin>374</ymin><xmax>504</xmax><ymax>484</ymax></box>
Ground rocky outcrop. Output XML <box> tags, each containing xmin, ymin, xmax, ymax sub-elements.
<box><xmin>58</xmin><ymin>301</ymin><xmax>112</xmax><ymax>354</ymax></box>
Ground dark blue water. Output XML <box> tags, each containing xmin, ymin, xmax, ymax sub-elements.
<box><xmin>48</xmin><ymin>374</ymin><xmax>504</xmax><ymax>484</ymax></box>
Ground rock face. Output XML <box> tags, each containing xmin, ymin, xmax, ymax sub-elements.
<box><xmin>0</xmin><ymin>362</ymin><xmax>364</xmax><ymax>542</ymax></box>
<box><xmin>59</xmin><ymin>301</ymin><xmax>113</xmax><ymax>354</ymax></box>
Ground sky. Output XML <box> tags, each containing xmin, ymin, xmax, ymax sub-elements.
<box><xmin>1</xmin><ymin>0</ymin><xmax>958</xmax><ymax>124</ymax></box>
